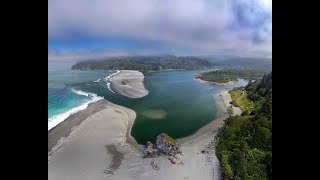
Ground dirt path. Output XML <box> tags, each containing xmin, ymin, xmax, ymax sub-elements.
<box><xmin>236</xmin><ymin>91</ymin><xmax>244</xmax><ymax>102</ymax></box>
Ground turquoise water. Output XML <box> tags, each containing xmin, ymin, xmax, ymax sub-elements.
<box><xmin>48</xmin><ymin>69</ymin><xmax>115</xmax><ymax>130</ymax></box>
<box><xmin>48</xmin><ymin>69</ymin><xmax>247</xmax><ymax>143</ymax></box>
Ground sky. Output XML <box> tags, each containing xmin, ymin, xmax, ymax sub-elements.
<box><xmin>48</xmin><ymin>0</ymin><xmax>272</xmax><ymax>60</ymax></box>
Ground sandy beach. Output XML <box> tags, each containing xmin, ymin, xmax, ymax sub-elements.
<box><xmin>109</xmin><ymin>70</ymin><xmax>149</xmax><ymax>98</ymax></box>
<box><xmin>48</xmin><ymin>89</ymin><xmax>240</xmax><ymax>180</ymax></box>
<box><xmin>48</xmin><ymin>99</ymin><xmax>141</xmax><ymax>179</ymax></box>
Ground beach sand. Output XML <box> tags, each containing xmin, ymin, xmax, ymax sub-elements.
<box><xmin>48</xmin><ymin>89</ymin><xmax>239</xmax><ymax>180</ymax></box>
<box><xmin>109</xmin><ymin>70</ymin><xmax>149</xmax><ymax>98</ymax></box>
<box><xmin>48</xmin><ymin>100</ymin><xmax>107</xmax><ymax>153</ymax></box>
<box><xmin>48</xmin><ymin>99</ymin><xmax>141</xmax><ymax>179</ymax></box>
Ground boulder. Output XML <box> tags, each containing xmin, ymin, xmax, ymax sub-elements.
<box><xmin>146</xmin><ymin>141</ymin><xmax>153</xmax><ymax>148</ymax></box>
<box><xmin>156</xmin><ymin>133</ymin><xmax>182</xmax><ymax>156</ymax></box>
<box><xmin>168</xmin><ymin>155</ymin><xmax>183</xmax><ymax>165</ymax></box>
<box><xmin>151</xmin><ymin>160</ymin><xmax>160</xmax><ymax>170</ymax></box>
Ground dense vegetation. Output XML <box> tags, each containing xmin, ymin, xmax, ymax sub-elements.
<box><xmin>71</xmin><ymin>55</ymin><xmax>212</xmax><ymax>73</ymax></box>
<box><xmin>216</xmin><ymin>71</ymin><xmax>272</xmax><ymax>180</ymax></box>
<box><xmin>197</xmin><ymin>69</ymin><xmax>269</xmax><ymax>83</ymax></box>
<box><xmin>246</xmin><ymin>72</ymin><xmax>272</xmax><ymax>104</ymax></box>
<box><xmin>206</xmin><ymin>57</ymin><xmax>272</xmax><ymax>70</ymax></box>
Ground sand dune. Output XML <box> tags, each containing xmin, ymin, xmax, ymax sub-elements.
<box><xmin>109</xmin><ymin>70</ymin><xmax>149</xmax><ymax>98</ymax></box>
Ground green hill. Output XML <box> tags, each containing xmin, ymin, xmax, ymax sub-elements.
<box><xmin>205</xmin><ymin>57</ymin><xmax>272</xmax><ymax>70</ymax></box>
<box><xmin>197</xmin><ymin>69</ymin><xmax>269</xmax><ymax>83</ymax></box>
<box><xmin>216</xmin><ymin>71</ymin><xmax>272</xmax><ymax>180</ymax></box>
<box><xmin>71</xmin><ymin>55</ymin><xmax>212</xmax><ymax>73</ymax></box>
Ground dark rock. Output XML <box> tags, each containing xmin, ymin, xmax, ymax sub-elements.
<box><xmin>156</xmin><ymin>133</ymin><xmax>182</xmax><ymax>156</ymax></box>
<box><xmin>168</xmin><ymin>155</ymin><xmax>183</xmax><ymax>165</ymax></box>
<box><xmin>146</xmin><ymin>141</ymin><xmax>154</xmax><ymax>148</ymax></box>
<box><xmin>143</xmin><ymin>141</ymin><xmax>160</xmax><ymax>158</ymax></box>
<box><xmin>151</xmin><ymin>160</ymin><xmax>160</xmax><ymax>170</ymax></box>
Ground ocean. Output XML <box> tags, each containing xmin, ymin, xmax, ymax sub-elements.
<box><xmin>48</xmin><ymin>69</ymin><xmax>247</xmax><ymax>143</ymax></box>
<box><xmin>48</xmin><ymin>69</ymin><xmax>116</xmax><ymax>130</ymax></box>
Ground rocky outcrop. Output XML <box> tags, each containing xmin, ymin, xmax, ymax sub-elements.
<box><xmin>144</xmin><ymin>133</ymin><xmax>184</xmax><ymax>168</ymax></box>
<box><xmin>143</xmin><ymin>141</ymin><xmax>159</xmax><ymax>158</ymax></box>
<box><xmin>156</xmin><ymin>133</ymin><xmax>182</xmax><ymax>156</ymax></box>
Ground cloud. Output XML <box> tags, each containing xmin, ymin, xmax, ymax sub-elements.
<box><xmin>48</xmin><ymin>0</ymin><xmax>272</xmax><ymax>57</ymax></box>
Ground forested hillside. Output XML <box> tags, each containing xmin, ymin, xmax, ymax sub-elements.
<box><xmin>207</xmin><ymin>57</ymin><xmax>272</xmax><ymax>70</ymax></box>
<box><xmin>197</xmin><ymin>69</ymin><xmax>269</xmax><ymax>83</ymax></box>
<box><xmin>71</xmin><ymin>55</ymin><xmax>212</xmax><ymax>73</ymax></box>
<box><xmin>216</xmin><ymin>71</ymin><xmax>272</xmax><ymax>179</ymax></box>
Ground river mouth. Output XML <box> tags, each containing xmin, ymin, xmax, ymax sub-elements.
<box><xmin>67</xmin><ymin>70</ymin><xmax>248</xmax><ymax>144</ymax></box>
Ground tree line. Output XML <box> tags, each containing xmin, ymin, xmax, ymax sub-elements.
<box><xmin>197</xmin><ymin>68</ymin><xmax>270</xmax><ymax>83</ymax></box>
<box><xmin>71</xmin><ymin>55</ymin><xmax>212</xmax><ymax>74</ymax></box>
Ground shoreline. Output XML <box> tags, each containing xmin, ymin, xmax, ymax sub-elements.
<box><xmin>175</xmin><ymin>89</ymin><xmax>241</xmax><ymax>180</ymax></box>
<box><xmin>48</xmin><ymin>89</ymin><xmax>239</xmax><ymax>154</ymax></box>
<box><xmin>48</xmin><ymin>99</ymin><xmax>141</xmax><ymax>156</ymax></box>
<box><xmin>194</xmin><ymin>76</ymin><xmax>239</xmax><ymax>86</ymax></box>
<box><xmin>177</xmin><ymin>89</ymin><xmax>241</xmax><ymax>145</ymax></box>
<box><xmin>48</xmin><ymin>99</ymin><xmax>141</xmax><ymax>179</ymax></box>
<box><xmin>146</xmin><ymin>68</ymin><xmax>186</xmax><ymax>73</ymax></box>
<box><xmin>48</xmin><ymin>90</ymin><xmax>103</xmax><ymax>131</ymax></box>
<box><xmin>48</xmin><ymin>91</ymin><xmax>239</xmax><ymax>180</ymax></box>
<box><xmin>104</xmin><ymin>100</ymin><xmax>142</xmax><ymax>151</ymax></box>
<box><xmin>48</xmin><ymin>100</ymin><xmax>107</xmax><ymax>153</ymax></box>
<box><xmin>105</xmin><ymin>70</ymin><xmax>120</xmax><ymax>93</ymax></box>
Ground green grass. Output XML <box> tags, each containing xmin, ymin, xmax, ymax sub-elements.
<box><xmin>132</xmin><ymin>147</ymin><xmax>143</xmax><ymax>155</ymax></box>
<box><xmin>162</xmin><ymin>133</ymin><xmax>177</xmax><ymax>145</ymax></box>
<box><xmin>229</xmin><ymin>89</ymin><xmax>255</xmax><ymax>112</ymax></box>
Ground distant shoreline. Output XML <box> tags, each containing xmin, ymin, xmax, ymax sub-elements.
<box><xmin>194</xmin><ymin>75</ymin><xmax>239</xmax><ymax>86</ymax></box>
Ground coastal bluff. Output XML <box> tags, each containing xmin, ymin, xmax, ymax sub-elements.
<box><xmin>109</xmin><ymin>70</ymin><xmax>149</xmax><ymax>98</ymax></box>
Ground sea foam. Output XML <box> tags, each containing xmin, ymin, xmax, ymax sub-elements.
<box><xmin>105</xmin><ymin>70</ymin><xmax>120</xmax><ymax>93</ymax></box>
<box><xmin>48</xmin><ymin>90</ymin><xmax>103</xmax><ymax>131</ymax></box>
<box><xmin>107</xmin><ymin>82</ymin><xmax>115</xmax><ymax>93</ymax></box>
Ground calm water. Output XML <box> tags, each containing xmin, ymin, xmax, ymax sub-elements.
<box><xmin>48</xmin><ymin>69</ymin><xmax>247</xmax><ymax>144</ymax></box>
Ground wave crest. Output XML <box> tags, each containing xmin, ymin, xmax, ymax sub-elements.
<box><xmin>48</xmin><ymin>90</ymin><xmax>103</xmax><ymax>131</ymax></box>
<box><xmin>105</xmin><ymin>70</ymin><xmax>120</xmax><ymax>93</ymax></box>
